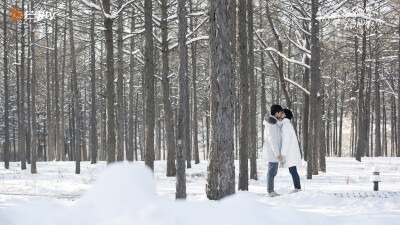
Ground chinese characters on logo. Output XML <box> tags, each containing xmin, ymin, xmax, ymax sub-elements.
<box><xmin>11</xmin><ymin>8</ymin><xmax>56</xmax><ymax>21</ymax></box>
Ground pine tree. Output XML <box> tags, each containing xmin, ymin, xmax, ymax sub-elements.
<box><xmin>238</xmin><ymin>0</ymin><xmax>249</xmax><ymax>191</ymax></box>
<box><xmin>144</xmin><ymin>0</ymin><xmax>155</xmax><ymax>170</ymax></box>
<box><xmin>161</xmin><ymin>0</ymin><xmax>176</xmax><ymax>176</ymax></box>
<box><xmin>102</xmin><ymin>0</ymin><xmax>116</xmax><ymax>164</ymax></box>
<box><xmin>176</xmin><ymin>0</ymin><xmax>188</xmax><ymax>199</ymax></box>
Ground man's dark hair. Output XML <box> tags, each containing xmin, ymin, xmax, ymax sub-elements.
<box><xmin>283</xmin><ymin>109</ymin><xmax>293</xmax><ymax>120</ymax></box>
<box><xmin>271</xmin><ymin>105</ymin><xmax>283</xmax><ymax>116</ymax></box>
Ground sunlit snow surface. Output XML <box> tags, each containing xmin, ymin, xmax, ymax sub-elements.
<box><xmin>0</xmin><ymin>157</ymin><xmax>399</xmax><ymax>225</ymax></box>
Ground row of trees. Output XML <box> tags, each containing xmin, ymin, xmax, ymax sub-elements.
<box><xmin>1</xmin><ymin>0</ymin><xmax>399</xmax><ymax>199</ymax></box>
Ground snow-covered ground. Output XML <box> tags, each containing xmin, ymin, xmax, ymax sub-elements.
<box><xmin>0</xmin><ymin>157</ymin><xmax>399</xmax><ymax>225</ymax></box>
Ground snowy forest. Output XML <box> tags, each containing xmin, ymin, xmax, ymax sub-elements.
<box><xmin>0</xmin><ymin>0</ymin><xmax>399</xmax><ymax>201</ymax></box>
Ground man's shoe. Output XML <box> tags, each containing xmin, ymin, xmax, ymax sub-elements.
<box><xmin>290</xmin><ymin>189</ymin><xmax>302</xmax><ymax>194</ymax></box>
<box><xmin>268</xmin><ymin>191</ymin><xmax>280</xmax><ymax>197</ymax></box>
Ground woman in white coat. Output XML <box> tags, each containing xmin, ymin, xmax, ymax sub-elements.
<box><xmin>280</xmin><ymin>109</ymin><xmax>302</xmax><ymax>193</ymax></box>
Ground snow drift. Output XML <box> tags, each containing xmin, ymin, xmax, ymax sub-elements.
<box><xmin>0</xmin><ymin>163</ymin><xmax>323</xmax><ymax>225</ymax></box>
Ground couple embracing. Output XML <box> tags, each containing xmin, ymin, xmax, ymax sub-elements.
<box><xmin>263</xmin><ymin>105</ymin><xmax>302</xmax><ymax>197</ymax></box>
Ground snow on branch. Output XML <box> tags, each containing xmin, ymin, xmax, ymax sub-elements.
<box><xmin>74</xmin><ymin>36</ymin><xmax>90</xmax><ymax>42</ymax></box>
<box><xmin>123</xmin><ymin>34</ymin><xmax>134</xmax><ymax>41</ymax></box>
<box><xmin>187</xmin><ymin>11</ymin><xmax>207</xmax><ymax>17</ymax></box>
<box><xmin>167</xmin><ymin>14</ymin><xmax>177</xmax><ymax>22</ymax></box>
<box><xmin>266</xmin><ymin>47</ymin><xmax>311</xmax><ymax>69</ymax></box>
<box><xmin>187</xmin><ymin>17</ymin><xmax>208</xmax><ymax>39</ymax></box>
<box><xmin>288</xmin><ymin>16</ymin><xmax>311</xmax><ymax>36</ymax></box>
<box><xmin>322</xmin><ymin>0</ymin><xmax>349</xmax><ymax>18</ymax></box>
<box><xmin>123</xmin><ymin>48</ymin><xmax>141</xmax><ymax>57</ymax></box>
<box><xmin>34</xmin><ymin>43</ymin><xmax>55</xmax><ymax>51</ymax></box>
<box><xmin>169</xmin><ymin>36</ymin><xmax>209</xmax><ymax>51</ymax></box>
<box><xmin>266</xmin><ymin>10</ymin><xmax>281</xmax><ymax>42</ymax></box>
<box><xmin>122</xmin><ymin>47</ymin><xmax>144</xmax><ymax>65</ymax></box>
<box><xmin>153</xmin><ymin>33</ymin><xmax>162</xmax><ymax>45</ymax></box>
<box><xmin>286</xmin><ymin>35</ymin><xmax>311</xmax><ymax>54</ymax></box>
<box><xmin>132</xmin><ymin>2</ymin><xmax>161</xmax><ymax>27</ymax></box>
<box><xmin>154</xmin><ymin>74</ymin><xmax>162</xmax><ymax>81</ymax></box>
<box><xmin>254</xmin><ymin>30</ymin><xmax>279</xmax><ymax>70</ymax></box>
<box><xmin>186</xmin><ymin>36</ymin><xmax>209</xmax><ymax>45</ymax></box>
<box><xmin>384</xmin><ymin>78</ymin><xmax>398</xmax><ymax>99</ymax></box>
<box><xmin>284</xmin><ymin>77</ymin><xmax>310</xmax><ymax>95</ymax></box>
<box><xmin>81</xmin><ymin>0</ymin><xmax>101</xmax><ymax>10</ymax></box>
<box><xmin>104</xmin><ymin>0</ymin><xmax>136</xmax><ymax>19</ymax></box>
<box><xmin>381</xmin><ymin>90</ymin><xmax>398</xmax><ymax>99</ymax></box>
<box><xmin>167</xmin><ymin>0</ymin><xmax>177</xmax><ymax>7</ymax></box>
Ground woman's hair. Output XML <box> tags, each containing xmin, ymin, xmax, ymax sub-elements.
<box><xmin>283</xmin><ymin>109</ymin><xmax>293</xmax><ymax>120</ymax></box>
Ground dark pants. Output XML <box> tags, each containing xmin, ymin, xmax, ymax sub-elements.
<box><xmin>267</xmin><ymin>162</ymin><xmax>279</xmax><ymax>192</ymax></box>
<box><xmin>289</xmin><ymin>166</ymin><xmax>301</xmax><ymax>189</ymax></box>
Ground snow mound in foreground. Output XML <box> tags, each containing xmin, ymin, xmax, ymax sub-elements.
<box><xmin>1</xmin><ymin>163</ymin><xmax>322</xmax><ymax>225</ymax></box>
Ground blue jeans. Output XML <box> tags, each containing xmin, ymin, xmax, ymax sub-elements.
<box><xmin>289</xmin><ymin>166</ymin><xmax>301</xmax><ymax>189</ymax></box>
<box><xmin>267</xmin><ymin>162</ymin><xmax>279</xmax><ymax>192</ymax></box>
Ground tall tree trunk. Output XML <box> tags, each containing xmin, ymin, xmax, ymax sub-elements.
<box><xmin>392</xmin><ymin>76</ymin><xmax>397</xmax><ymax>156</ymax></box>
<box><xmin>144</xmin><ymin>0</ymin><xmax>155</xmax><ymax>170</ymax></box>
<box><xmin>190</xmin><ymin>0</ymin><xmax>200</xmax><ymax>165</ymax></box>
<box><xmin>45</xmin><ymin>17</ymin><xmax>55</xmax><ymax>162</ymax></box>
<box><xmin>124</xmin><ymin>81</ymin><xmax>129</xmax><ymax>160</ymax></box>
<box><xmin>303</xmin><ymin>39</ymin><xmax>310</xmax><ymax>161</ymax></box>
<box><xmin>374</xmin><ymin>37</ymin><xmax>381</xmax><ymax>156</ymax></box>
<box><xmin>382</xmin><ymin>93</ymin><xmax>387</xmax><ymax>156</ymax></box>
<box><xmin>13</xmin><ymin>127</ymin><xmax>16</xmax><ymax>161</ymax></box>
<box><xmin>127</xmin><ymin>7</ymin><xmax>136</xmax><ymax>162</ymax></box>
<box><xmin>206</xmin><ymin>0</ymin><xmax>235</xmax><ymax>200</ymax></box>
<box><xmin>365</xmin><ymin>31</ymin><xmax>373</xmax><ymax>158</ymax></box>
<box><xmin>54</xmin><ymin>13</ymin><xmax>61</xmax><ymax>162</ymax></box>
<box><xmin>370</xmin><ymin>96</ymin><xmax>374</xmax><ymax>157</ymax></box>
<box><xmin>16</xmin><ymin>14</ymin><xmax>20</xmax><ymax>163</ymax></box>
<box><xmin>3</xmin><ymin>0</ymin><xmax>10</xmax><ymax>169</ymax></box>
<box><xmin>334</xmin><ymin>80</ymin><xmax>338</xmax><ymax>155</ymax></box>
<box><xmin>116</xmin><ymin>0</ymin><xmax>125</xmax><ymax>162</ymax></box>
<box><xmin>186</xmin><ymin>80</ymin><xmax>191</xmax><ymax>168</ymax></box>
<box><xmin>355</xmin><ymin>0</ymin><xmax>368</xmax><ymax>162</ymax></box>
<box><xmin>103</xmin><ymin>0</ymin><xmax>116</xmax><ymax>164</ymax></box>
<box><xmin>206</xmin><ymin>97</ymin><xmax>210</xmax><ymax>160</ymax></box>
<box><xmin>100</xmin><ymin>42</ymin><xmax>106</xmax><ymax>161</ymax></box>
<box><xmin>155</xmin><ymin>81</ymin><xmax>161</xmax><ymax>160</ymax></box>
<box><xmin>68</xmin><ymin>104</ymin><xmax>72</xmax><ymax>160</ymax></box>
<box><xmin>238</xmin><ymin>0</ymin><xmax>249</xmax><ymax>190</ymax></box>
<box><xmin>69</xmin><ymin>0</ymin><xmax>81</xmax><ymax>173</ymax></box>
<box><xmin>135</xmin><ymin>93</ymin><xmax>139</xmax><ymax>160</ymax></box>
<box><xmin>176</xmin><ymin>0</ymin><xmax>188</xmax><ymax>199</ymax></box>
<box><xmin>326</xmin><ymin>90</ymin><xmax>331</xmax><ymax>156</ymax></box>
<box><xmin>338</xmin><ymin>73</ymin><xmax>346</xmax><ymax>157</ymax></box>
<box><xmin>60</xmin><ymin>15</ymin><xmax>67</xmax><ymax>161</ymax></box>
<box><xmin>30</xmin><ymin>0</ymin><xmax>37</xmax><ymax>173</ymax></box>
<box><xmin>90</xmin><ymin>3</ymin><xmax>97</xmax><ymax>164</ymax></box>
<box><xmin>318</xmin><ymin>90</ymin><xmax>326</xmax><ymax>172</ymax></box>
<box><xmin>308</xmin><ymin>0</ymin><xmax>322</xmax><ymax>178</ymax></box>
<box><xmin>230</xmin><ymin>0</ymin><xmax>237</xmax><ymax>160</ymax></box>
<box><xmin>247</xmin><ymin>0</ymin><xmax>257</xmax><ymax>180</ymax></box>
<box><xmin>259</xmin><ymin>0</ymin><xmax>266</xmax><ymax>160</ymax></box>
<box><xmin>161</xmin><ymin>0</ymin><xmax>176</xmax><ymax>176</ymax></box>
<box><xmin>26</xmin><ymin>9</ymin><xmax>32</xmax><ymax>164</ymax></box>
<box><xmin>18</xmin><ymin>0</ymin><xmax>27</xmax><ymax>169</ymax></box>
<box><xmin>391</xmin><ymin>78</ymin><xmax>396</xmax><ymax>156</ymax></box>
<box><xmin>51</xmin><ymin>14</ymin><xmax>57</xmax><ymax>160</ymax></box>
<box><xmin>397</xmin><ymin>16</ymin><xmax>400</xmax><ymax>157</ymax></box>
